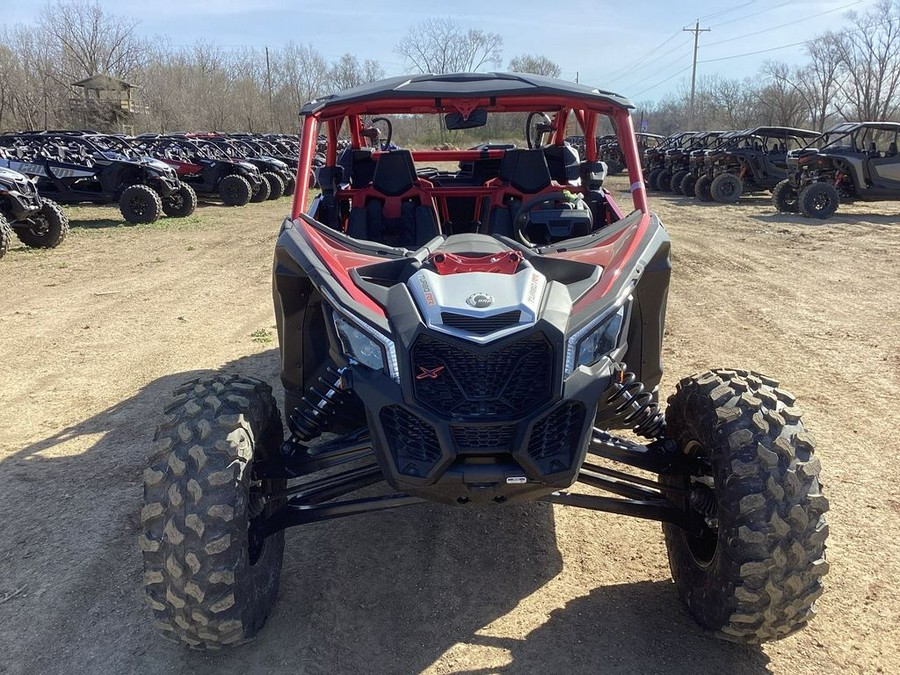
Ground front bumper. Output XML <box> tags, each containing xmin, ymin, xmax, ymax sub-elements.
<box><xmin>348</xmin><ymin>326</ymin><xmax>614</xmax><ymax>505</ymax></box>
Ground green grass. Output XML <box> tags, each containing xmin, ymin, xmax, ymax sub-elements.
<box><xmin>250</xmin><ymin>328</ymin><xmax>274</xmax><ymax>344</ymax></box>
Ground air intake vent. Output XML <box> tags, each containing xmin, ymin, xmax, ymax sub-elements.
<box><xmin>440</xmin><ymin>310</ymin><xmax>521</xmax><ymax>335</ymax></box>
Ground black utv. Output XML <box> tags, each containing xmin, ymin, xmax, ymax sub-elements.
<box><xmin>705</xmin><ymin>127</ymin><xmax>820</xmax><ymax>204</ymax></box>
<box><xmin>190</xmin><ymin>136</ymin><xmax>290</xmax><ymax>201</ymax></box>
<box><xmin>0</xmin><ymin>162</ymin><xmax>68</xmax><ymax>258</ymax></box>
<box><xmin>599</xmin><ymin>132</ymin><xmax>664</xmax><ymax>175</ymax></box>
<box><xmin>679</xmin><ymin>131</ymin><xmax>746</xmax><ymax>199</ymax></box>
<box><xmin>773</xmin><ymin>122</ymin><xmax>900</xmax><ymax>219</ymax></box>
<box><xmin>644</xmin><ymin>132</ymin><xmax>697</xmax><ymax>191</ymax></box>
<box><xmin>652</xmin><ymin>131</ymin><xmax>724</xmax><ymax>193</ymax></box>
<box><xmin>0</xmin><ymin>133</ymin><xmax>184</xmax><ymax>224</ymax></box>
<box><xmin>133</xmin><ymin>136</ymin><xmax>264</xmax><ymax>207</ymax></box>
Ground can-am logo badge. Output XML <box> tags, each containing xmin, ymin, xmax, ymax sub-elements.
<box><xmin>466</xmin><ymin>292</ymin><xmax>494</xmax><ymax>308</ymax></box>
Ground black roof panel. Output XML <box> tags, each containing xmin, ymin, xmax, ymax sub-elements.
<box><xmin>300</xmin><ymin>72</ymin><xmax>634</xmax><ymax>115</ymax></box>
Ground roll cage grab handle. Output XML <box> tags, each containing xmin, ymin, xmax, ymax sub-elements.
<box><xmin>290</xmin><ymin>105</ymin><xmax>648</xmax><ymax>218</ymax></box>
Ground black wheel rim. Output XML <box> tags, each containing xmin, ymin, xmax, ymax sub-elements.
<box><xmin>681</xmin><ymin>440</ymin><xmax>718</xmax><ymax>568</ymax></box>
<box><xmin>130</xmin><ymin>195</ymin><xmax>148</xmax><ymax>215</ymax></box>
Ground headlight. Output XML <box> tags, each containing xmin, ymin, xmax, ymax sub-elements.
<box><xmin>565</xmin><ymin>303</ymin><xmax>626</xmax><ymax>376</ymax></box>
<box><xmin>332</xmin><ymin>313</ymin><xmax>399</xmax><ymax>382</ymax></box>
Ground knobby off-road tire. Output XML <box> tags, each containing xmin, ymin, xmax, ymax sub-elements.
<box><xmin>282</xmin><ymin>175</ymin><xmax>296</xmax><ymax>197</ymax></box>
<box><xmin>671</xmin><ymin>170</ymin><xmax>690</xmax><ymax>195</ymax></box>
<box><xmin>15</xmin><ymin>199</ymin><xmax>68</xmax><ymax>248</ymax></box>
<box><xmin>0</xmin><ymin>216</ymin><xmax>11</xmax><ymax>259</ymax></box>
<box><xmin>799</xmin><ymin>182</ymin><xmax>840</xmax><ymax>220</ymax></box>
<box><xmin>250</xmin><ymin>177</ymin><xmax>271</xmax><ymax>203</ymax></box>
<box><xmin>646</xmin><ymin>168</ymin><xmax>663</xmax><ymax>192</ymax></box>
<box><xmin>141</xmin><ymin>375</ymin><xmax>286</xmax><ymax>649</ymax></box>
<box><xmin>772</xmin><ymin>179</ymin><xmax>799</xmax><ymax>213</ymax></box>
<box><xmin>120</xmin><ymin>184</ymin><xmax>163</xmax><ymax>224</ymax></box>
<box><xmin>694</xmin><ymin>174</ymin><xmax>714</xmax><ymax>202</ymax></box>
<box><xmin>162</xmin><ymin>184</ymin><xmax>198</xmax><ymax>218</ymax></box>
<box><xmin>219</xmin><ymin>175</ymin><xmax>252</xmax><ymax>207</ymax></box>
<box><xmin>662</xmin><ymin>369</ymin><xmax>829</xmax><ymax>643</ymax></box>
<box><xmin>711</xmin><ymin>173</ymin><xmax>743</xmax><ymax>204</ymax></box>
<box><xmin>655</xmin><ymin>169</ymin><xmax>673</xmax><ymax>192</ymax></box>
<box><xmin>262</xmin><ymin>172</ymin><xmax>285</xmax><ymax>200</ymax></box>
<box><xmin>680</xmin><ymin>173</ymin><xmax>698</xmax><ymax>198</ymax></box>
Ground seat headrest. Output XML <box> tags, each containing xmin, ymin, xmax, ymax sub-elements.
<box><xmin>372</xmin><ymin>149</ymin><xmax>417</xmax><ymax>196</ymax></box>
<box><xmin>338</xmin><ymin>146</ymin><xmax>377</xmax><ymax>188</ymax></box>
<box><xmin>544</xmin><ymin>144</ymin><xmax>581</xmax><ymax>183</ymax></box>
<box><xmin>499</xmin><ymin>149</ymin><xmax>552</xmax><ymax>193</ymax></box>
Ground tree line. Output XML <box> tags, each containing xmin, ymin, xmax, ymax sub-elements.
<box><xmin>0</xmin><ymin>1</ymin><xmax>898</xmax><ymax>137</ymax></box>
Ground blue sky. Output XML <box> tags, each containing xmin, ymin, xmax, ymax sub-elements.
<box><xmin>6</xmin><ymin>0</ymin><xmax>870</xmax><ymax>102</ymax></box>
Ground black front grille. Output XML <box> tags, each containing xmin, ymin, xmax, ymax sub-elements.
<box><xmin>380</xmin><ymin>405</ymin><xmax>441</xmax><ymax>477</ymax></box>
<box><xmin>527</xmin><ymin>401</ymin><xmax>586</xmax><ymax>473</ymax></box>
<box><xmin>440</xmin><ymin>310</ymin><xmax>521</xmax><ymax>335</ymax></box>
<box><xmin>412</xmin><ymin>332</ymin><xmax>553</xmax><ymax>418</ymax></box>
<box><xmin>450</xmin><ymin>424</ymin><xmax>516</xmax><ymax>452</ymax></box>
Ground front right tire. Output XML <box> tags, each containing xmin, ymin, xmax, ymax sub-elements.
<box><xmin>662</xmin><ymin>369</ymin><xmax>829</xmax><ymax>643</ymax></box>
<box><xmin>141</xmin><ymin>375</ymin><xmax>286</xmax><ymax>649</ymax></box>
<box><xmin>14</xmin><ymin>199</ymin><xmax>69</xmax><ymax>249</ymax></box>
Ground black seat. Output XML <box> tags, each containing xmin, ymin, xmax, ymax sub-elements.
<box><xmin>497</xmin><ymin>149</ymin><xmax>552</xmax><ymax>193</ymax></box>
<box><xmin>543</xmin><ymin>144</ymin><xmax>581</xmax><ymax>184</ymax></box>
<box><xmin>371</xmin><ymin>149</ymin><xmax>417</xmax><ymax>195</ymax></box>
<box><xmin>346</xmin><ymin>149</ymin><xmax>439</xmax><ymax>249</ymax></box>
<box><xmin>482</xmin><ymin>149</ymin><xmax>553</xmax><ymax>238</ymax></box>
<box><xmin>338</xmin><ymin>147</ymin><xmax>377</xmax><ymax>188</ymax></box>
<box><xmin>888</xmin><ymin>142</ymin><xmax>898</xmax><ymax>157</ymax></box>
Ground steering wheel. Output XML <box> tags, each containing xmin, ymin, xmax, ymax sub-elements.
<box><xmin>514</xmin><ymin>191</ymin><xmax>579</xmax><ymax>247</ymax></box>
<box><xmin>525</xmin><ymin>112</ymin><xmax>553</xmax><ymax>149</ymax></box>
<box><xmin>371</xmin><ymin>117</ymin><xmax>393</xmax><ymax>150</ymax></box>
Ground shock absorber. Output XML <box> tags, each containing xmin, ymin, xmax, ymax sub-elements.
<box><xmin>603</xmin><ymin>368</ymin><xmax>666</xmax><ymax>439</ymax></box>
<box><xmin>287</xmin><ymin>366</ymin><xmax>351</xmax><ymax>443</ymax></box>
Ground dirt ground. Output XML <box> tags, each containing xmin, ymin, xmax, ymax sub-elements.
<box><xmin>1</xmin><ymin>178</ymin><xmax>898</xmax><ymax>675</ymax></box>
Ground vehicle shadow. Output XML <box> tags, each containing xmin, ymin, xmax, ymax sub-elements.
<box><xmin>2</xmin><ymin>349</ymin><xmax>769</xmax><ymax>675</ymax></box>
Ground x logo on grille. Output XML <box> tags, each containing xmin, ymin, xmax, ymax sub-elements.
<box><xmin>416</xmin><ymin>365</ymin><xmax>445</xmax><ymax>380</ymax></box>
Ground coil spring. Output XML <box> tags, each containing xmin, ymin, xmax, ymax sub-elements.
<box><xmin>689</xmin><ymin>485</ymin><xmax>718</xmax><ymax>518</ymax></box>
<box><xmin>605</xmin><ymin>370</ymin><xmax>666</xmax><ymax>439</ymax></box>
<box><xmin>287</xmin><ymin>366</ymin><xmax>350</xmax><ymax>442</ymax></box>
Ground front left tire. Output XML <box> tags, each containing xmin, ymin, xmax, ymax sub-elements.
<box><xmin>141</xmin><ymin>375</ymin><xmax>286</xmax><ymax>649</ymax></box>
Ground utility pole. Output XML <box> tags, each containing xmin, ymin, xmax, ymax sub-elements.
<box><xmin>683</xmin><ymin>19</ymin><xmax>710</xmax><ymax>130</ymax></box>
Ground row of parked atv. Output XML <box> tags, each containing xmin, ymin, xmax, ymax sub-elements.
<box><xmin>0</xmin><ymin>131</ymin><xmax>305</xmax><ymax>260</ymax></box>
<box><xmin>637</xmin><ymin>122</ymin><xmax>900</xmax><ymax>219</ymax></box>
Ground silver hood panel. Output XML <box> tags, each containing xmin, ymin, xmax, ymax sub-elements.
<box><xmin>407</xmin><ymin>266</ymin><xmax>547</xmax><ymax>344</ymax></box>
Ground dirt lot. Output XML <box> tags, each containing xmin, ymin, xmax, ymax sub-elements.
<box><xmin>1</xmin><ymin>179</ymin><xmax>898</xmax><ymax>675</ymax></box>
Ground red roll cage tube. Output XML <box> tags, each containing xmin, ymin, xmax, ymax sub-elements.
<box><xmin>288</xmin><ymin>93</ymin><xmax>652</xmax><ymax>319</ymax></box>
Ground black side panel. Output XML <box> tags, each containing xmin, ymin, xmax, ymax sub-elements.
<box><xmin>623</xmin><ymin>238</ymin><xmax>671</xmax><ymax>391</ymax></box>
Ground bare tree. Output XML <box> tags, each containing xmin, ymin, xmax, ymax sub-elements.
<box><xmin>831</xmin><ymin>0</ymin><xmax>900</xmax><ymax>120</ymax></box>
<box><xmin>40</xmin><ymin>0</ymin><xmax>148</xmax><ymax>82</ymax></box>
<box><xmin>758</xmin><ymin>61</ymin><xmax>814</xmax><ymax>128</ymax></box>
<box><xmin>396</xmin><ymin>18</ymin><xmax>502</xmax><ymax>74</ymax></box>
<box><xmin>328</xmin><ymin>53</ymin><xmax>384</xmax><ymax>91</ymax></box>
<box><xmin>507</xmin><ymin>54</ymin><xmax>561</xmax><ymax>78</ymax></box>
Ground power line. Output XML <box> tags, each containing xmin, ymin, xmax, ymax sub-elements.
<box><xmin>700</xmin><ymin>1</ymin><xmax>757</xmax><ymax>23</ymax></box>
<box><xmin>606</xmin><ymin>35</ymin><xmax>692</xmax><ymax>85</ymax></box>
<box><xmin>631</xmin><ymin>65</ymin><xmax>694</xmax><ymax>98</ymax></box>
<box><xmin>707</xmin><ymin>0</ymin><xmax>793</xmax><ymax>28</ymax></box>
<box><xmin>605</xmin><ymin>31</ymin><xmax>683</xmax><ymax>82</ymax></box>
<box><xmin>704</xmin><ymin>0</ymin><xmax>862</xmax><ymax>48</ymax></box>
